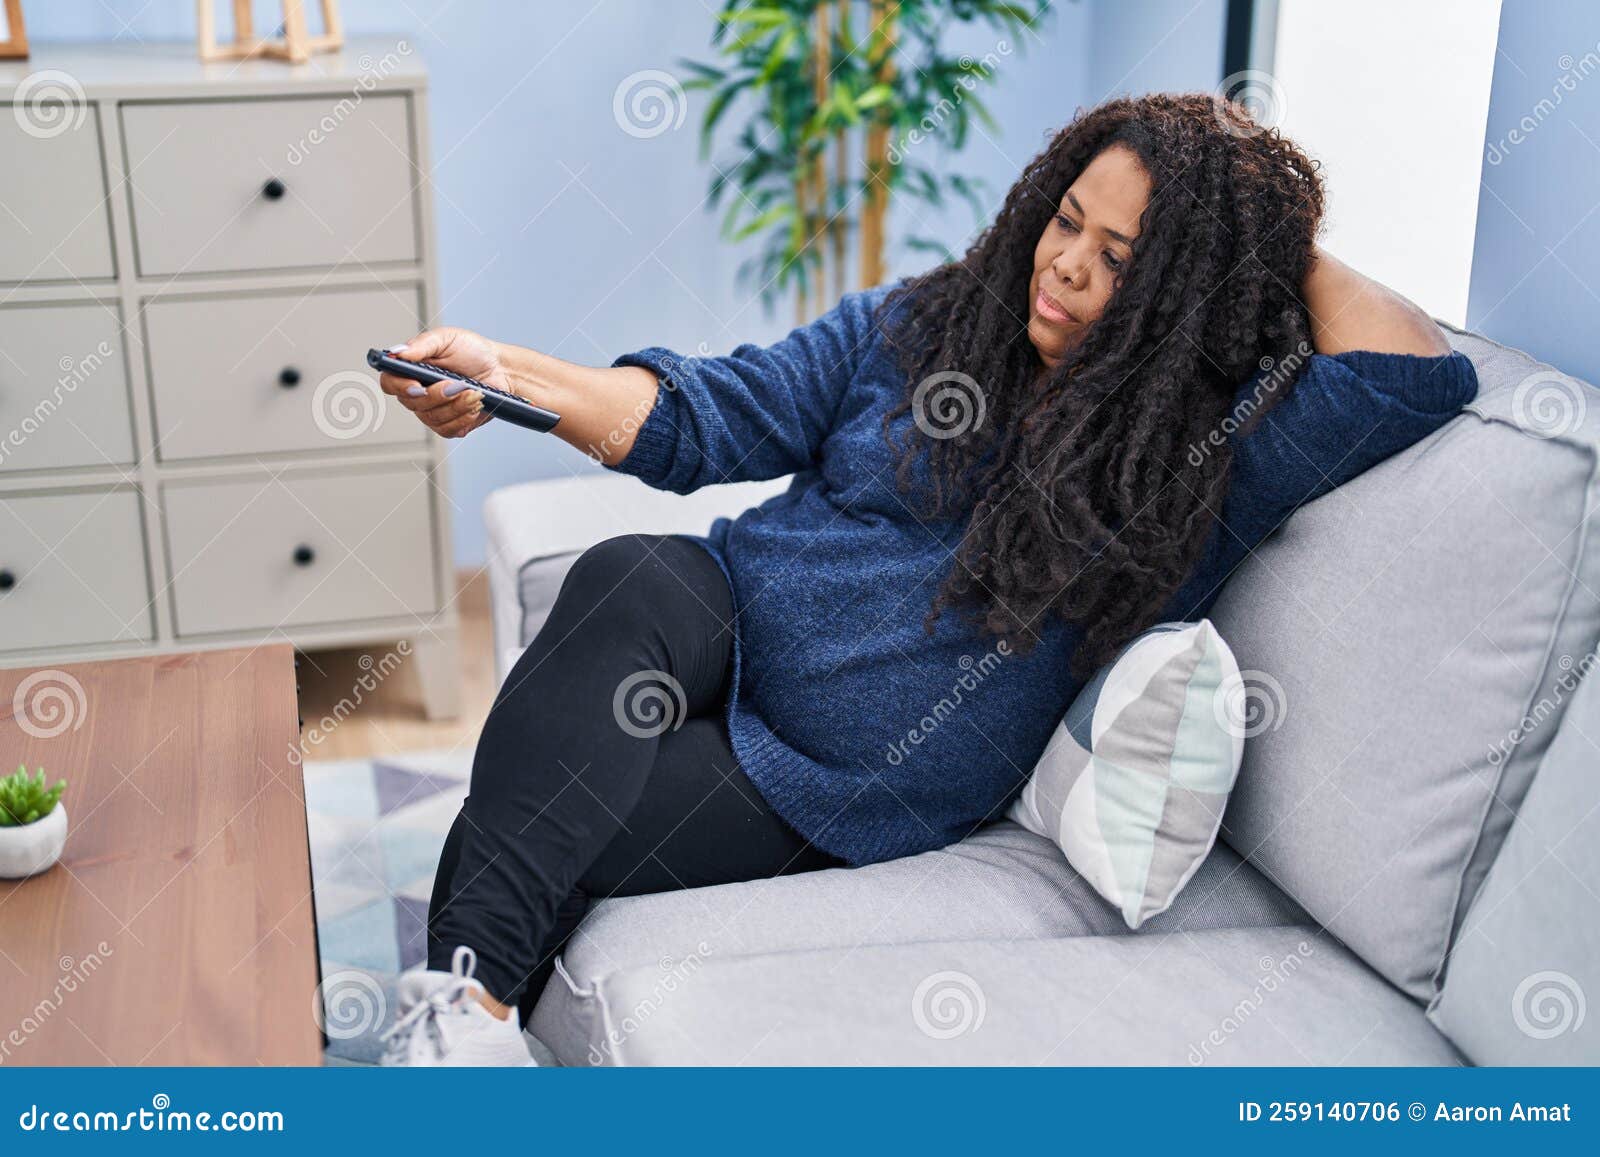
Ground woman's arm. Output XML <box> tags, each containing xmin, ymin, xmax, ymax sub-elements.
<box><xmin>1302</xmin><ymin>246</ymin><xmax>1452</xmax><ymax>357</ymax></box>
<box><xmin>376</xmin><ymin>327</ymin><xmax>660</xmax><ymax>464</ymax></box>
<box><xmin>382</xmin><ymin>285</ymin><xmax>890</xmax><ymax>493</ymax></box>
<box><xmin>499</xmin><ymin>343</ymin><xmax>664</xmax><ymax>465</ymax></box>
<box><xmin>1159</xmin><ymin>254</ymin><xmax>1478</xmax><ymax>619</ymax></box>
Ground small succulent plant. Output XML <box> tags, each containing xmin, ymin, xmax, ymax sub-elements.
<box><xmin>0</xmin><ymin>765</ymin><xmax>66</xmax><ymax>827</ymax></box>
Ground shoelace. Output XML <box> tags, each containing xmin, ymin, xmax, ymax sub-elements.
<box><xmin>380</xmin><ymin>945</ymin><xmax>482</xmax><ymax>1061</ymax></box>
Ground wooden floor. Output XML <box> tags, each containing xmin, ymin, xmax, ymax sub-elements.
<box><xmin>293</xmin><ymin>570</ymin><xmax>496</xmax><ymax>762</ymax></box>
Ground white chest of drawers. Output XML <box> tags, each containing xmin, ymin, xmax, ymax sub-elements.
<box><xmin>0</xmin><ymin>41</ymin><xmax>459</xmax><ymax>718</ymax></box>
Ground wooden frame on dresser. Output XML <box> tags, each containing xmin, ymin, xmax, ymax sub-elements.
<box><xmin>0</xmin><ymin>41</ymin><xmax>460</xmax><ymax>718</ymax></box>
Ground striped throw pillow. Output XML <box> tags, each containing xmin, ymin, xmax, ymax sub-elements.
<box><xmin>1008</xmin><ymin>620</ymin><xmax>1244</xmax><ymax>929</ymax></box>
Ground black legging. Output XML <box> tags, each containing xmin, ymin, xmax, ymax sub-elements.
<box><xmin>427</xmin><ymin>533</ymin><xmax>842</xmax><ymax>1015</ymax></box>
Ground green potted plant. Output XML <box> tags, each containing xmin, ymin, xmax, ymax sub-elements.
<box><xmin>0</xmin><ymin>765</ymin><xmax>68</xmax><ymax>878</ymax></box>
<box><xmin>685</xmin><ymin>0</ymin><xmax>1051</xmax><ymax>321</ymax></box>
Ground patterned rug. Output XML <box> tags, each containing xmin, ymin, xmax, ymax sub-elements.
<box><xmin>303</xmin><ymin>749</ymin><xmax>471</xmax><ymax>1064</ymax></box>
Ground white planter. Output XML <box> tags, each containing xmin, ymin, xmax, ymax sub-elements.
<box><xmin>0</xmin><ymin>804</ymin><xmax>68</xmax><ymax>879</ymax></box>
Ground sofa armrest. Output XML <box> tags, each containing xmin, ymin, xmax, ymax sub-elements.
<box><xmin>483</xmin><ymin>473</ymin><xmax>789</xmax><ymax>685</ymax></box>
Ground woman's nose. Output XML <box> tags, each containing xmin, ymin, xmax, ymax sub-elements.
<box><xmin>1052</xmin><ymin>245</ymin><xmax>1089</xmax><ymax>291</ymax></box>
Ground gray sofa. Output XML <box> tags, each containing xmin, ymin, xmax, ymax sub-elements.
<box><xmin>483</xmin><ymin>322</ymin><xmax>1599</xmax><ymax>1066</ymax></box>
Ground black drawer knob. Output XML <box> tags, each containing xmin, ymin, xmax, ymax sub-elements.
<box><xmin>0</xmin><ymin>569</ymin><xmax>14</xmax><ymax>592</ymax></box>
<box><xmin>262</xmin><ymin>177</ymin><xmax>288</xmax><ymax>201</ymax></box>
<box><xmin>292</xmin><ymin>544</ymin><xmax>316</xmax><ymax>567</ymax></box>
<box><xmin>278</xmin><ymin>366</ymin><xmax>302</xmax><ymax>388</ymax></box>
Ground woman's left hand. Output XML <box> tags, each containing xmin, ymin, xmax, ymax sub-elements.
<box><xmin>1303</xmin><ymin>247</ymin><xmax>1451</xmax><ymax>357</ymax></box>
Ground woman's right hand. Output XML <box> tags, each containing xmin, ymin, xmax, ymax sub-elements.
<box><xmin>377</xmin><ymin>326</ymin><xmax>511</xmax><ymax>439</ymax></box>
<box><xmin>375</xmin><ymin>325</ymin><xmax>663</xmax><ymax>462</ymax></box>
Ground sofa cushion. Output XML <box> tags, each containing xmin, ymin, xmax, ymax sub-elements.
<box><xmin>1008</xmin><ymin>620</ymin><xmax>1243</xmax><ymax>929</ymax></box>
<box><xmin>530</xmin><ymin>820</ymin><xmax>1307</xmax><ymax>1064</ymax></box>
<box><xmin>1210</xmin><ymin>325</ymin><xmax>1600</xmax><ymax>1002</ymax></box>
<box><xmin>517</xmin><ymin>550</ymin><xmax>580</xmax><ymax>646</ymax></box>
<box><xmin>1429</xmin><ymin>663</ymin><xmax>1600</xmax><ymax>1064</ymax></box>
<box><xmin>547</xmin><ymin>925</ymin><xmax>1457</xmax><ymax>1065</ymax></box>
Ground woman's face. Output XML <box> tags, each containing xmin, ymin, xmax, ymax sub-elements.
<box><xmin>1027</xmin><ymin>145</ymin><xmax>1151</xmax><ymax>368</ymax></box>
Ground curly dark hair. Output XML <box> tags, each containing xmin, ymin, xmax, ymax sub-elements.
<box><xmin>881</xmin><ymin>92</ymin><xmax>1326</xmax><ymax>673</ymax></box>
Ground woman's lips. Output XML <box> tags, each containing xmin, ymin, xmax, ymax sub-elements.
<box><xmin>1034</xmin><ymin>288</ymin><xmax>1078</xmax><ymax>325</ymax></box>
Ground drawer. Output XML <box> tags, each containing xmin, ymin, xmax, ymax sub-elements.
<box><xmin>121</xmin><ymin>96</ymin><xmax>419</xmax><ymax>277</ymax></box>
<box><xmin>0</xmin><ymin>106</ymin><xmax>116</xmax><ymax>283</ymax></box>
<box><xmin>144</xmin><ymin>286</ymin><xmax>427</xmax><ymax>460</ymax></box>
<box><xmin>163</xmin><ymin>467</ymin><xmax>438</xmax><ymax>636</ymax></box>
<box><xmin>0</xmin><ymin>490</ymin><xmax>153</xmax><ymax>652</ymax></box>
<box><xmin>0</xmin><ymin>302</ymin><xmax>135</xmax><ymax>474</ymax></box>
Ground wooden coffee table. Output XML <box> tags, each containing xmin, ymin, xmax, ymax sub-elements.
<box><xmin>0</xmin><ymin>645</ymin><xmax>320</xmax><ymax>1065</ymax></box>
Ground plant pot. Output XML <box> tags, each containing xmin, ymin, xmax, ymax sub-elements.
<box><xmin>0</xmin><ymin>804</ymin><xmax>67</xmax><ymax>879</ymax></box>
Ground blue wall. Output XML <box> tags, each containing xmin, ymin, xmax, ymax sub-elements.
<box><xmin>1468</xmin><ymin>0</ymin><xmax>1600</xmax><ymax>385</ymax></box>
<box><xmin>1089</xmin><ymin>0</ymin><xmax>1227</xmax><ymax>100</ymax></box>
<box><xmin>26</xmin><ymin>1</ymin><xmax>1229</xmax><ymax>563</ymax></box>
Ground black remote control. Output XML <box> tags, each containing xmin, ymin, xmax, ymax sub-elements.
<box><xmin>366</xmin><ymin>348</ymin><xmax>561</xmax><ymax>433</ymax></box>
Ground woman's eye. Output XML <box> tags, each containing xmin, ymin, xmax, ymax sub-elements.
<box><xmin>1058</xmin><ymin>213</ymin><xmax>1123</xmax><ymax>272</ymax></box>
<box><xmin>1058</xmin><ymin>212</ymin><xmax>1124</xmax><ymax>272</ymax></box>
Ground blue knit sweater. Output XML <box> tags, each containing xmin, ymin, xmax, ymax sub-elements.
<box><xmin>611</xmin><ymin>284</ymin><xmax>1478</xmax><ymax>865</ymax></box>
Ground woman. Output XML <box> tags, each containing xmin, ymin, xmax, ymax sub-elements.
<box><xmin>377</xmin><ymin>93</ymin><xmax>1476</xmax><ymax>1065</ymax></box>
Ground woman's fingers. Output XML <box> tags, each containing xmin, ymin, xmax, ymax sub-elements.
<box><xmin>434</xmin><ymin>404</ymin><xmax>489</xmax><ymax>439</ymax></box>
<box><xmin>382</xmin><ymin>378</ymin><xmax>475</xmax><ymax>417</ymax></box>
<box><xmin>400</xmin><ymin>386</ymin><xmax>484</xmax><ymax>436</ymax></box>
<box><xmin>388</xmin><ymin>328</ymin><xmax>453</xmax><ymax>362</ymax></box>
<box><xmin>377</xmin><ymin>330</ymin><xmax>490</xmax><ymax>406</ymax></box>
<box><xmin>376</xmin><ymin>329</ymin><xmax>454</xmax><ymax>397</ymax></box>
<box><xmin>373</xmin><ymin>326</ymin><xmax>490</xmax><ymax>438</ymax></box>
<box><xmin>412</xmin><ymin>383</ymin><xmax>478</xmax><ymax>415</ymax></box>
<box><xmin>379</xmin><ymin>372</ymin><xmax>424</xmax><ymax>401</ymax></box>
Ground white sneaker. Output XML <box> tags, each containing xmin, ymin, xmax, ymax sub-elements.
<box><xmin>380</xmin><ymin>946</ymin><xmax>533</xmax><ymax>1067</ymax></box>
